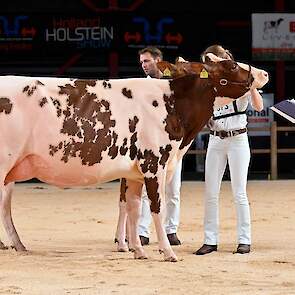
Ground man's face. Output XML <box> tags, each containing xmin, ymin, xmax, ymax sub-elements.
<box><xmin>139</xmin><ymin>52</ymin><xmax>161</xmax><ymax>78</ymax></box>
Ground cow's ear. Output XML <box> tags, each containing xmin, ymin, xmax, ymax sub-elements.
<box><xmin>157</xmin><ymin>61</ymin><xmax>177</xmax><ymax>78</ymax></box>
<box><xmin>169</xmin><ymin>74</ymin><xmax>197</xmax><ymax>95</ymax></box>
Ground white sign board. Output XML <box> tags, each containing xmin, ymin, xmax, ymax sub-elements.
<box><xmin>247</xmin><ymin>93</ymin><xmax>274</xmax><ymax>136</ymax></box>
<box><xmin>252</xmin><ymin>13</ymin><xmax>295</xmax><ymax>60</ymax></box>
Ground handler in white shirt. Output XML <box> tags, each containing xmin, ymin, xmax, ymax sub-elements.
<box><xmin>195</xmin><ymin>45</ymin><xmax>264</xmax><ymax>255</ymax></box>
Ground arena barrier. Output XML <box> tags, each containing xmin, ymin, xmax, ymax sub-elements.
<box><xmin>186</xmin><ymin>121</ymin><xmax>295</xmax><ymax>180</ymax></box>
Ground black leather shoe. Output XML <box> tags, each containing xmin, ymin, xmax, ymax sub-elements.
<box><xmin>139</xmin><ymin>235</ymin><xmax>149</xmax><ymax>246</ymax></box>
<box><xmin>167</xmin><ymin>233</ymin><xmax>181</xmax><ymax>245</ymax></box>
<box><xmin>194</xmin><ymin>244</ymin><xmax>217</xmax><ymax>255</ymax></box>
<box><xmin>235</xmin><ymin>244</ymin><xmax>250</xmax><ymax>254</ymax></box>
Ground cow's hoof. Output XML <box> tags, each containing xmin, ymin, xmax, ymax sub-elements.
<box><xmin>134</xmin><ymin>248</ymin><xmax>148</xmax><ymax>259</ymax></box>
<box><xmin>134</xmin><ymin>254</ymin><xmax>148</xmax><ymax>260</ymax></box>
<box><xmin>117</xmin><ymin>244</ymin><xmax>129</xmax><ymax>252</ymax></box>
<box><xmin>11</xmin><ymin>244</ymin><xmax>27</xmax><ymax>252</ymax></box>
<box><xmin>164</xmin><ymin>255</ymin><xmax>178</xmax><ymax>262</ymax></box>
<box><xmin>0</xmin><ymin>241</ymin><xmax>8</xmax><ymax>250</ymax></box>
<box><xmin>161</xmin><ymin>248</ymin><xmax>178</xmax><ymax>262</ymax></box>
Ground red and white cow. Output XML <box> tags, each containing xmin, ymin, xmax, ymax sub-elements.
<box><xmin>0</xmin><ymin>54</ymin><xmax>268</xmax><ymax>261</ymax></box>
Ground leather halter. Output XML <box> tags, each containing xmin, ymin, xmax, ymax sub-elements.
<box><xmin>217</xmin><ymin>64</ymin><xmax>253</xmax><ymax>91</ymax></box>
<box><xmin>211</xmin><ymin>63</ymin><xmax>253</xmax><ymax>96</ymax></box>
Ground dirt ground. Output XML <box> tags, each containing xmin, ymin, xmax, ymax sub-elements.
<box><xmin>0</xmin><ymin>180</ymin><xmax>295</xmax><ymax>295</ymax></box>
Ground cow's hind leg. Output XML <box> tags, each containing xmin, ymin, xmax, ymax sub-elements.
<box><xmin>0</xmin><ymin>187</ymin><xmax>9</xmax><ymax>249</ymax></box>
<box><xmin>115</xmin><ymin>178</ymin><xmax>129</xmax><ymax>252</ymax></box>
<box><xmin>125</xmin><ymin>179</ymin><xmax>146</xmax><ymax>259</ymax></box>
<box><xmin>0</xmin><ymin>183</ymin><xmax>26</xmax><ymax>251</ymax></box>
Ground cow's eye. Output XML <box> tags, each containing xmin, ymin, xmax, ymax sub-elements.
<box><xmin>232</xmin><ymin>63</ymin><xmax>238</xmax><ymax>71</ymax></box>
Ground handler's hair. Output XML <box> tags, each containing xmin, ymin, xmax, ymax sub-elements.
<box><xmin>200</xmin><ymin>44</ymin><xmax>234</xmax><ymax>62</ymax></box>
<box><xmin>138</xmin><ymin>46</ymin><xmax>163</xmax><ymax>61</ymax></box>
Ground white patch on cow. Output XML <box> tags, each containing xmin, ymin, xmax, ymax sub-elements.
<box><xmin>237</xmin><ymin>62</ymin><xmax>269</xmax><ymax>89</ymax></box>
<box><xmin>93</xmin><ymin>120</ymin><xmax>104</xmax><ymax>131</ymax></box>
<box><xmin>205</xmin><ymin>53</ymin><xmax>223</xmax><ymax>63</ymax></box>
<box><xmin>176</xmin><ymin>56</ymin><xmax>188</xmax><ymax>63</ymax></box>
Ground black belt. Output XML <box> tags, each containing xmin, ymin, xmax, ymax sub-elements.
<box><xmin>210</xmin><ymin>128</ymin><xmax>247</xmax><ymax>139</ymax></box>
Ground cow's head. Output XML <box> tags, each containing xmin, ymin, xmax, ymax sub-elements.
<box><xmin>205</xmin><ymin>53</ymin><xmax>269</xmax><ymax>90</ymax></box>
<box><xmin>157</xmin><ymin>53</ymin><xmax>269</xmax><ymax>99</ymax></box>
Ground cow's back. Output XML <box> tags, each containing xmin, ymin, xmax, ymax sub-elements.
<box><xmin>0</xmin><ymin>76</ymin><xmax>178</xmax><ymax>187</ymax></box>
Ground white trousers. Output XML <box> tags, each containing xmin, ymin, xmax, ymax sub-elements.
<box><xmin>138</xmin><ymin>159</ymin><xmax>182</xmax><ymax>237</ymax></box>
<box><xmin>203</xmin><ymin>133</ymin><xmax>251</xmax><ymax>245</ymax></box>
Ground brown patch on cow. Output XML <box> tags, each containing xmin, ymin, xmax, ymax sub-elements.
<box><xmin>165</xmin><ymin>114</ymin><xmax>184</xmax><ymax>140</ymax></box>
<box><xmin>129</xmin><ymin>116</ymin><xmax>139</xmax><ymax>133</ymax></box>
<box><xmin>59</xmin><ymin>80</ymin><xmax>97</xmax><ymax>107</ymax></box>
<box><xmin>163</xmin><ymin>94</ymin><xmax>184</xmax><ymax>141</ymax></box>
<box><xmin>23</xmin><ymin>85</ymin><xmax>36</xmax><ymax>96</ymax></box>
<box><xmin>63</xmin><ymin>109</ymin><xmax>71</xmax><ymax>117</ymax></box>
<box><xmin>50</xmin><ymin>97</ymin><xmax>62</xmax><ymax>117</ymax></box>
<box><xmin>23</xmin><ymin>80</ymin><xmax>45</xmax><ymax>96</ymax></box>
<box><xmin>0</xmin><ymin>97</ymin><xmax>13</xmax><ymax>114</ymax></box>
<box><xmin>49</xmin><ymin>79</ymin><xmax>117</xmax><ymax>166</ymax></box>
<box><xmin>137</xmin><ymin>149</ymin><xmax>143</xmax><ymax>160</ymax></box>
<box><xmin>49</xmin><ymin>144</ymin><xmax>59</xmax><ymax>156</ymax></box>
<box><xmin>108</xmin><ymin>131</ymin><xmax>119</xmax><ymax>159</ymax></box>
<box><xmin>122</xmin><ymin>88</ymin><xmax>133</xmax><ymax>99</ymax></box>
<box><xmin>159</xmin><ymin>144</ymin><xmax>172</xmax><ymax>168</ymax></box>
<box><xmin>140</xmin><ymin>150</ymin><xmax>159</xmax><ymax>174</ymax></box>
<box><xmin>152</xmin><ymin>100</ymin><xmax>159</xmax><ymax>107</ymax></box>
<box><xmin>102</xmin><ymin>80</ymin><xmax>112</xmax><ymax>89</ymax></box>
<box><xmin>169</xmin><ymin>74</ymin><xmax>217</xmax><ymax>149</ymax></box>
<box><xmin>62</xmin><ymin>118</ymin><xmax>79</xmax><ymax>136</ymax></box>
<box><xmin>120</xmin><ymin>138</ymin><xmax>128</xmax><ymax>155</ymax></box>
<box><xmin>145</xmin><ymin>176</ymin><xmax>160</xmax><ymax>214</ymax></box>
<box><xmin>129</xmin><ymin>132</ymin><xmax>138</xmax><ymax>160</ymax></box>
<box><xmin>39</xmin><ymin>97</ymin><xmax>48</xmax><ymax>107</ymax></box>
<box><xmin>37</xmin><ymin>80</ymin><xmax>45</xmax><ymax>86</ymax></box>
<box><xmin>119</xmin><ymin>178</ymin><xmax>127</xmax><ymax>202</ymax></box>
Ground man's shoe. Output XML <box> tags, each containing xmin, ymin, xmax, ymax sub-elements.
<box><xmin>139</xmin><ymin>235</ymin><xmax>149</xmax><ymax>246</ymax></box>
<box><xmin>167</xmin><ymin>233</ymin><xmax>181</xmax><ymax>245</ymax></box>
<box><xmin>194</xmin><ymin>244</ymin><xmax>217</xmax><ymax>255</ymax></box>
<box><xmin>235</xmin><ymin>244</ymin><xmax>250</xmax><ymax>254</ymax></box>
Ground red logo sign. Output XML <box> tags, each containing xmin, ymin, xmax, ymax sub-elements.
<box><xmin>290</xmin><ymin>21</ymin><xmax>295</xmax><ymax>32</ymax></box>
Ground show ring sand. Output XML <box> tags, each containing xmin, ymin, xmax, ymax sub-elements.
<box><xmin>0</xmin><ymin>180</ymin><xmax>295</xmax><ymax>294</ymax></box>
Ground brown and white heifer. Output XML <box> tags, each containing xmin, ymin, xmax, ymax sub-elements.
<box><xmin>115</xmin><ymin>54</ymin><xmax>269</xmax><ymax>254</ymax></box>
<box><xmin>0</xmin><ymin>54</ymin><xmax>267</xmax><ymax>261</ymax></box>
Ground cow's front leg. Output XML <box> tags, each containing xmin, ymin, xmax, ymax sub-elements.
<box><xmin>145</xmin><ymin>176</ymin><xmax>178</xmax><ymax>262</ymax></box>
<box><xmin>125</xmin><ymin>180</ymin><xmax>146</xmax><ymax>259</ymax></box>
<box><xmin>115</xmin><ymin>179</ymin><xmax>129</xmax><ymax>252</ymax></box>
<box><xmin>0</xmin><ymin>183</ymin><xmax>26</xmax><ymax>251</ymax></box>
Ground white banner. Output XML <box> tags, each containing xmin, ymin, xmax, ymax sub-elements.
<box><xmin>247</xmin><ymin>93</ymin><xmax>274</xmax><ymax>136</ymax></box>
<box><xmin>252</xmin><ymin>13</ymin><xmax>295</xmax><ymax>60</ymax></box>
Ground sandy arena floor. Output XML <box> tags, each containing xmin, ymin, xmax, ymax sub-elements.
<box><xmin>0</xmin><ymin>180</ymin><xmax>295</xmax><ymax>295</ymax></box>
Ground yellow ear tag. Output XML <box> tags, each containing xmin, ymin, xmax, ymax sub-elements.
<box><xmin>200</xmin><ymin>69</ymin><xmax>208</xmax><ymax>79</ymax></box>
<box><xmin>163</xmin><ymin>68</ymin><xmax>171</xmax><ymax>77</ymax></box>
